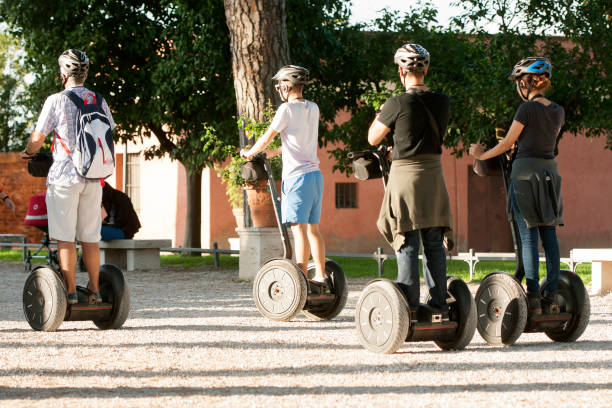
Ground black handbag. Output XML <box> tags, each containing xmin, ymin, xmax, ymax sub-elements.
<box><xmin>240</xmin><ymin>157</ymin><xmax>268</xmax><ymax>183</ymax></box>
<box><xmin>27</xmin><ymin>152</ymin><xmax>53</xmax><ymax>178</ymax></box>
<box><xmin>351</xmin><ymin>152</ymin><xmax>383</xmax><ymax>180</ymax></box>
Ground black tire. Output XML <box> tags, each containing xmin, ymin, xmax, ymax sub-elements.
<box><xmin>253</xmin><ymin>259</ymin><xmax>308</xmax><ymax>321</ymax></box>
<box><xmin>92</xmin><ymin>264</ymin><xmax>130</xmax><ymax>330</ymax></box>
<box><xmin>475</xmin><ymin>272</ymin><xmax>527</xmax><ymax>346</ymax></box>
<box><xmin>23</xmin><ymin>266</ymin><xmax>66</xmax><ymax>331</ymax></box>
<box><xmin>434</xmin><ymin>276</ymin><xmax>477</xmax><ymax>350</ymax></box>
<box><xmin>355</xmin><ymin>279</ymin><xmax>410</xmax><ymax>354</ymax></box>
<box><xmin>541</xmin><ymin>270</ymin><xmax>590</xmax><ymax>342</ymax></box>
<box><xmin>303</xmin><ymin>259</ymin><xmax>348</xmax><ymax>321</ymax></box>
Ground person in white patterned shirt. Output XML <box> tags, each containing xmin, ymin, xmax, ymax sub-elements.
<box><xmin>22</xmin><ymin>49</ymin><xmax>115</xmax><ymax>305</ymax></box>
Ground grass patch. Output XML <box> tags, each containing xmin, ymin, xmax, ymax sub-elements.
<box><xmin>161</xmin><ymin>253</ymin><xmax>240</xmax><ymax>269</ymax></box>
<box><xmin>327</xmin><ymin>256</ymin><xmax>591</xmax><ymax>284</ymax></box>
<box><xmin>1</xmin><ymin>249</ymin><xmax>590</xmax><ymax>284</ymax></box>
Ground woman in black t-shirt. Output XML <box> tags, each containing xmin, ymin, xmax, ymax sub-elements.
<box><xmin>369</xmin><ymin>43</ymin><xmax>453</xmax><ymax>317</ymax></box>
<box><xmin>470</xmin><ymin>57</ymin><xmax>565</xmax><ymax>315</ymax></box>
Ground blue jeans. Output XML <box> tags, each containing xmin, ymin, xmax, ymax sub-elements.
<box><xmin>396</xmin><ymin>227</ymin><xmax>447</xmax><ymax>310</ymax></box>
<box><xmin>101</xmin><ymin>225</ymin><xmax>125</xmax><ymax>241</ymax></box>
<box><xmin>510</xmin><ymin>185</ymin><xmax>560</xmax><ymax>294</ymax></box>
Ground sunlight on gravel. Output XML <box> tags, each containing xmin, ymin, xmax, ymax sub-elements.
<box><xmin>1</xmin><ymin>261</ymin><xmax>610</xmax><ymax>407</ymax></box>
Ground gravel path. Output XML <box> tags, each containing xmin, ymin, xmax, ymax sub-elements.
<box><xmin>0</xmin><ymin>260</ymin><xmax>610</xmax><ymax>407</ymax></box>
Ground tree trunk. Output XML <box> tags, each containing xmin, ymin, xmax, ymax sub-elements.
<box><xmin>224</xmin><ymin>0</ymin><xmax>290</xmax><ymax>122</ymax></box>
<box><xmin>183</xmin><ymin>170</ymin><xmax>202</xmax><ymax>256</ymax></box>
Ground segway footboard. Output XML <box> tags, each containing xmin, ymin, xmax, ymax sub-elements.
<box><xmin>539</xmin><ymin>270</ymin><xmax>590</xmax><ymax>342</ymax></box>
<box><xmin>432</xmin><ymin>276</ymin><xmax>477</xmax><ymax>350</ymax></box>
<box><xmin>91</xmin><ymin>264</ymin><xmax>130</xmax><ymax>330</ymax></box>
<box><xmin>303</xmin><ymin>258</ymin><xmax>348</xmax><ymax>321</ymax></box>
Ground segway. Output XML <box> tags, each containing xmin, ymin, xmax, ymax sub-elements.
<box><xmin>473</xmin><ymin>153</ymin><xmax>590</xmax><ymax>346</ymax></box>
<box><xmin>245</xmin><ymin>154</ymin><xmax>348</xmax><ymax>322</ymax></box>
<box><xmin>22</xmin><ymin>153</ymin><xmax>130</xmax><ymax>332</ymax></box>
<box><xmin>349</xmin><ymin>147</ymin><xmax>477</xmax><ymax>354</ymax></box>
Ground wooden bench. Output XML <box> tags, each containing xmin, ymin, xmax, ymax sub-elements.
<box><xmin>570</xmin><ymin>248</ymin><xmax>612</xmax><ymax>295</ymax></box>
<box><xmin>99</xmin><ymin>239</ymin><xmax>171</xmax><ymax>272</ymax></box>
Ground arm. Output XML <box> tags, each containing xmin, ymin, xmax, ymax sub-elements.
<box><xmin>240</xmin><ymin>128</ymin><xmax>279</xmax><ymax>160</ymax></box>
<box><xmin>263</xmin><ymin>146</ymin><xmax>282</xmax><ymax>158</ymax></box>
<box><xmin>22</xmin><ymin>130</ymin><xmax>47</xmax><ymax>158</ymax></box>
<box><xmin>469</xmin><ymin>120</ymin><xmax>524</xmax><ymax>160</ymax></box>
<box><xmin>368</xmin><ymin>119</ymin><xmax>391</xmax><ymax>146</ymax></box>
<box><xmin>0</xmin><ymin>190</ymin><xmax>15</xmax><ymax>213</ymax></box>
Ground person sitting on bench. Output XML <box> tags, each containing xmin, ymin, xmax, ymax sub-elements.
<box><xmin>101</xmin><ymin>182</ymin><xmax>141</xmax><ymax>240</ymax></box>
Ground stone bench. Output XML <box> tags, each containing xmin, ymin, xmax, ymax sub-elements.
<box><xmin>99</xmin><ymin>239</ymin><xmax>171</xmax><ymax>272</ymax></box>
<box><xmin>570</xmin><ymin>248</ymin><xmax>612</xmax><ymax>295</ymax></box>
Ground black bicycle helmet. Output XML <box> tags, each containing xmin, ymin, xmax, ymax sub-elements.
<box><xmin>272</xmin><ymin>65</ymin><xmax>309</xmax><ymax>85</ymax></box>
<box><xmin>58</xmin><ymin>49</ymin><xmax>89</xmax><ymax>79</ymax></box>
<box><xmin>508</xmin><ymin>57</ymin><xmax>552</xmax><ymax>80</ymax></box>
<box><xmin>394</xmin><ymin>43</ymin><xmax>430</xmax><ymax>73</ymax></box>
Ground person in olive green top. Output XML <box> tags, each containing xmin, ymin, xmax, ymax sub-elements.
<box><xmin>368</xmin><ymin>43</ymin><xmax>453</xmax><ymax>317</ymax></box>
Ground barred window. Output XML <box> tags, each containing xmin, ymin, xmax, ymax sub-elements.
<box><xmin>335</xmin><ymin>182</ymin><xmax>357</xmax><ymax>209</ymax></box>
<box><xmin>126</xmin><ymin>153</ymin><xmax>141</xmax><ymax>215</ymax></box>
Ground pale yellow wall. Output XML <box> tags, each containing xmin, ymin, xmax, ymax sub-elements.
<box><xmin>113</xmin><ymin>134</ymin><xmax>214</xmax><ymax>249</ymax></box>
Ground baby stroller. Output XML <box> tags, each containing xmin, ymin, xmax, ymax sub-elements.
<box><xmin>23</xmin><ymin>192</ymin><xmax>59</xmax><ymax>273</ymax></box>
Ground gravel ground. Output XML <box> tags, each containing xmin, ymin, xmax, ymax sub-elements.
<box><xmin>0</xmin><ymin>260</ymin><xmax>610</xmax><ymax>408</ymax></box>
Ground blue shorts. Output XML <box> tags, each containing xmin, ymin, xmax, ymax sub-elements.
<box><xmin>281</xmin><ymin>170</ymin><xmax>323</xmax><ymax>224</ymax></box>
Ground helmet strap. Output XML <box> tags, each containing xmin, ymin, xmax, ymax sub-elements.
<box><xmin>517</xmin><ymin>77</ymin><xmax>533</xmax><ymax>102</ymax></box>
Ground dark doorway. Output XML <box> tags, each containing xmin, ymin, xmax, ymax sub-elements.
<box><xmin>468</xmin><ymin>168</ymin><xmax>514</xmax><ymax>251</ymax></box>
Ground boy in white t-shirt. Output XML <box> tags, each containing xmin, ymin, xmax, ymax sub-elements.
<box><xmin>240</xmin><ymin>65</ymin><xmax>326</xmax><ymax>283</ymax></box>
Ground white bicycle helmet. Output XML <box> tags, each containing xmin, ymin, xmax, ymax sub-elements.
<box><xmin>394</xmin><ymin>43</ymin><xmax>430</xmax><ymax>73</ymax></box>
<box><xmin>58</xmin><ymin>49</ymin><xmax>89</xmax><ymax>79</ymax></box>
<box><xmin>272</xmin><ymin>65</ymin><xmax>309</xmax><ymax>85</ymax></box>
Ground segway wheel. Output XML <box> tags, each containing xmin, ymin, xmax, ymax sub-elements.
<box><xmin>92</xmin><ymin>264</ymin><xmax>130</xmax><ymax>330</ymax></box>
<box><xmin>434</xmin><ymin>276</ymin><xmax>477</xmax><ymax>350</ymax></box>
<box><xmin>253</xmin><ymin>259</ymin><xmax>308</xmax><ymax>321</ymax></box>
<box><xmin>541</xmin><ymin>270</ymin><xmax>590</xmax><ymax>342</ymax></box>
<box><xmin>475</xmin><ymin>272</ymin><xmax>527</xmax><ymax>346</ymax></box>
<box><xmin>303</xmin><ymin>259</ymin><xmax>348</xmax><ymax>321</ymax></box>
<box><xmin>355</xmin><ymin>279</ymin><xmax>410</xmax><ymax>354</ymax></box>
<box><xmin>23</xmin><ymin>266</ymin><xmax>66</xmax><ymax>331</ymax></box>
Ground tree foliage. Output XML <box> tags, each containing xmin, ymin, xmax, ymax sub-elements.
<box><xmin>451</xmin><ymin>0</ymin><xmax>612</xmax><ymax>147</ymax></box>
<box><xmin>0</xmin><ymin>29</ymin><xmax>28</xmax><ymax>152</ymax></box>
<box><xmin>321</xmin><ymin>0</ymin><xmax>611</xmax><ymax>174</ymax></box>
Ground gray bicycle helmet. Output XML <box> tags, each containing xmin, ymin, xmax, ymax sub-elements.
<box><xmin>394</xmin><ymin>43</ymin><xmax>430</xmax><ymax>73</ymax></box>
<box><xmin>58</xmin><ymin>49</ymin><xmax>89</xmax><ymax>79</ymax></box>
<box><xmin>272</xmin><ymin>65</ymin><xmax>309</xmax><ymax>85</ymax></box>
<box><xmin>508</xmin><ymin>56</ymin><xmax>552</xmax><ymax>80</ymax></box>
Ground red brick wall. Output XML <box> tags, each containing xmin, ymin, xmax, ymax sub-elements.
<box><xmin>0</xmin><ymin>153</ymin><xmax>46</xmax><ymax>243</ymax></box>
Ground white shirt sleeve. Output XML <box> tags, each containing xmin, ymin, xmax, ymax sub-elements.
<box><xmin>270</xmin><ymin>103</ymin><xmax>289</xmax><ymax>133</ymax></box>
<box><xmin>34</xmin><ymin>95</ymin><xmax>59</xmax><ymax>135</ymax></box>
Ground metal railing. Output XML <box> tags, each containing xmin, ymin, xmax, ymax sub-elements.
<box><xmin>161</xmin><ymin>243</ymin><xmax>239</xmax><ymax>268</ymax></box>
<box><xmin>0</xmin><ymin>237</ymin><xmax>584</xmax><ymax>278</ymax></box>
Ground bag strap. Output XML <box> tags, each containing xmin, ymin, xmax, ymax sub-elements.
<box><xmin>63</xmin><ymin>90</ymin><xmax>86</xmax><ymax>111</ymax></box>
<box><xmin>408</xmin><ymin>90</ymin><xmax>441</xmax><ymax>143</ymax></box>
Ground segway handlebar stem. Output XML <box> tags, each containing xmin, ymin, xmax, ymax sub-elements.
<box><xmin>259</xmin><ymin>155</ymin><xmax>293</xmax><ymax>260</ymax></box>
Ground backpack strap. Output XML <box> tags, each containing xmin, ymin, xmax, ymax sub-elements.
<box><xmin>62</xmin><ymin>90</ymin><xmax>86</xmax><ymax>111</ymax></box>
<box><xmin>407</xmin><ymin>90</ymin><xmax>441</xmax><ymax>144</ymax></box>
